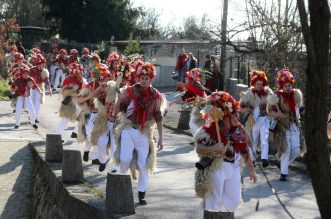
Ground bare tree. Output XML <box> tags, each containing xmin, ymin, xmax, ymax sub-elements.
<box><xmin>297</xmin><ymin>0</ymin><xmax>331</xmax><ymax>218</ymax></box>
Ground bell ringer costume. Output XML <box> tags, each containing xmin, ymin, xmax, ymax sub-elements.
<box><xmin>239</xmin><ymin>70</ymin><xmax>273</xmax><ymax>167</ymax></box>
<box><xmin>78</xmin><ymin>63</ymin><xmax>111</xmax><ymax>163</ymax></box>
<box><xmin>182</xmin><ymin>68</ymin><xmax>208</xmax><ymax>136</ymax></box>
<box><xmin>11</xmin><ymin>67</ymin><xmax>38</xmax><ymax>129</ymax></box>
<box><xmin>113</xmin><ymin>62</ymin><xmax>166</xmax><ymax>205</ymax></box>
<box><xmin>267</xmin><ymin>69</ymin><xmax>306</xmax><ymax>181</ymax></box>
<box><xmin>194</xmin><ymin>91</ymin><xmax>255</xmax><ymax>218</ymax></box>
<box><xmin>30</xmin><ymin>53</ymin><xmax>51</xmax><ymax>122</ymax></box>
<box><xmin>53</xmin><ymin>49</ymin><xmax>69</xmax><ymax>90</ymax></box>
<box><xmin>56</xmin><ymin>62</ymin><xmax>83</xmax><ymax>136</ymax></box>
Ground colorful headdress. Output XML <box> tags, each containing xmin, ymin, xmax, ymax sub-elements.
<box><xmin>132</xmin><ymin>59</ymin><xmax>144</xmax><ymax>72</ymax></box>
<box><xmin>114</xmin><ymin>59</ymin><xmax>133</xmax><ymax>81</ymax></box>
<box><xmin>136</xmin><ymin>62</ymin><xmax>156</xmax><ymax>79</ymax></box>
<box><xmin>250</xmin><ymin>70</ymin><xmax>268</xmax><ymax>86</ymax></box>
<box><xmin>59</xmin><ymin>49</ymin><xmax>67</xmax><ymax>55</ymax></box>
<box><xmin>185</xmin><ymin>68</ymin><xmax>203</xmax><ymax>81</ymax></box>
<box><xmin>107</xmin><ymin>52</ymin><xmax>121</xmax><ymax>68</ymax></box>
<box><xmin>31</xmin><ymin>48</ymin><xmax>41</xmax><ymax>54</ymax></box>
<box><xmin>32</xmin><ymin>53</ymin><xmax>46</xmax><ymax>65</ymax></box>
<box><xmin>91</xmin><ymin>53</ymin><xmax>101</xmax><ymax>63</ymax></box>
<box><xmin>14</xmin><ymin>53</ymin><xmax>24</xmax><ymax>62</ymax></box>
<box><xmin>9</xmin><ymin>45</ymin><xmax>18</xmax><ymax>52</ymax></box>
<box><xmin>70</xmin><ymin>49</ymin><xmax>78</xmax><ymax>55</ymax></box>
<box><xmin>276</xmin><ymin>69</ymin><xmax>295</xmax><ymax>88</ymax></box>
<box><xmin>209</xmin><ymin>91</ymin><xmax>239</xmax><ymax>114</ymax></box>
<box><xmin>91</xmin><ymin>63</ymin><xmax>111</xmax><ymax>81</ymax></box>
<box><xmin>68</xmin><ymin>62</ymin><xmax>84</xmax><ymax>77</ymax></box>
<box><xmin>82</xmin><ymin>47</ymin><xmax>90</xmax><ymax>55</ymax></box>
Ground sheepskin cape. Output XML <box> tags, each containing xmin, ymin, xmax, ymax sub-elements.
<box><xmin>267</xmin><ymin>89</ymin><xmax>306</xmax><ymax>159</ymax></box>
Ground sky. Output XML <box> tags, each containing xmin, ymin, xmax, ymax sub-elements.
<box><xmin>132</xmin><ymin>0</ymin><xmax>244</xmax><ymax>31</ymax></box>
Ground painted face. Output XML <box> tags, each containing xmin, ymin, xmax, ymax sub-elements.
<box><xmin>283</xmin><ymin>83</ymin><xmax>293</xmax><ymax>93</ymax></box>
<box><xmin>139</xmin><ymin>75</ymin><xmax>151</xmax><ymax>88</ymax></box>
<box><xmin>22</xmin><ymin>72</ymin><xmax>29</xmax><ymax>79</ymax></box>
<box><xmin>254</xmin><ymin>80</ymin><xmax>264</xmax><ymax>91</ymax></box>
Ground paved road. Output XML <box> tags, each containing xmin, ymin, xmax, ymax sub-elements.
<box><xmin>0</xmin><ymin>88</ymin><xmax>321</xmax><ymax>219</ymax></box>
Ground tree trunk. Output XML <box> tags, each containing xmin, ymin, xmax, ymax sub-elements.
<box><xmin>297</xmin><ymin>0</ymin><xmax>331</xmax><ymax>218</ymax></box>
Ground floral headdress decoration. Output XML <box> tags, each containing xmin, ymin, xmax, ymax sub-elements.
<box><xmin>185</xmin><ymin>68</ymin><xmax>211</xmax><ymax>82</ymax></box>
<box><xmin>114</xmin><ymin>59</ymin><xmax>133</xmax><ymax>81</ymax></box>
<box><xmin>91</xmin><ymin>63</ymin><xmax>111</xmax><ymax>81</ymax></box>
<box><xmin>70</xmin><ymin>49</ymin><xmax>78</xmax><ymax>55</ymax></box>
<box><xmin>32</xmin><ymin>53</ymin><xmax>46</xmax><ymax>65</ymax></box>
<box><xmin>250</xmin><ymin>70</ymin><xmax>268</xmax><ymax>86</ymax></box>
<box><xmin>209</xmin><ymin>91</ymin><xmax>239</xmax><ymax>115</ymax></box>
<box><xmin>107</xmin><ymin>52</ymin><xmax>121</xmax><ymax>69</ymax></box>
<box><xmin>68</xmin><ymin>62</ymin><xmax>84</xmax><ymax>77</ymax></box>
<box><xmin>14</xmin><ymin>53</ymin><xmax>24</xmax><ymax>62</ymax></box>
<box><xmin>276</xmin><ymin>69</ymin><xmax>295</xmax><ymax>88</ymax></box>
<box><xmin>31</xmin><ymin>47</ymin><xmax>41</xmax><ymax>54</ymax></box>
<box><xmin>136</xmin><ymin>62</ymin><xmax>156</xmax><ymax>79</ymax></box>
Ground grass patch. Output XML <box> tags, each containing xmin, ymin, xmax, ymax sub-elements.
<box><xmin>82</xmin><ymin>180</ymin><xmax>105</xmax><ymax>198</ymax></box>
<box><xmin>0</xmin><ymin>78</ymin><xmax>10</xmax><ymax>100</ymax></box>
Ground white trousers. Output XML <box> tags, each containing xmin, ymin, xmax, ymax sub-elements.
<box><xmin>280</xmin><ymin>123</ymin><xmax>301</xmax><ymax>175</ymax></box>
<box><xmin>249</xmin><ymin>116</ymin><xmax>270</xmax><ymax>161</ymax></box>
<box><xmin>119</xmin><ymin>128</ymin><xmax>149</xmax><ymax>192</ymax></box>
<box><xmin>49</xmin><ymin>64</ymin><xmax>56</xmax><ymax>86</ymax></box>
<box><xmin>189</xmin><ymin>112</ymin><xmax>201</xmax><ymax>136</ymax></box>
<box><xmin>53</xmin><ymin>69</ymin><xmax>65</xmax><ymax>89</ymax></box>
<box><xmin>15</xmin><ymin>96</ymin><xmax>35</xmax><ymax>126</ymax></box>
<box><xmin>83</xmin><ymin>112</ymin><xmax>98</xmax><ymax>160</ymax></box>
<box><xmin>56</xmin><ymin>118</ymin><xmax>79</xmax><ymax>135</ymax></box>
<box><xmin>31</xmin><ymin>89</ymin><xmax>41</xmax><ymax>120</ymax></box>
<box><xmin>205</xmin><ymin>162</ymin><xmax>242</xmax><ymax>212</ymax></box>
<box><xmin>97</xmin><ymin>121</ymin><xmax>117</xmax><ymax>167</ymax></box>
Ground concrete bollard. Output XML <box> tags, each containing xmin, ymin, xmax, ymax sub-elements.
<box><xmin>105</xmin><ymin>173</ymin><xmax>135</xmax><ymax>216</ymax></box>
<box><xmin>177</xmin><ymin>108</ymin><xmax>191</xmax><ymax>130</ymax></box>
<box><xmin>45</xmin><ymin>134</ymin><xmax>63</xmax><ymax>162</ymax></box>
<box><xmin>62</xmin><ymin>150</ymin><xmax>84</xmax><ymax>183</ymax></box>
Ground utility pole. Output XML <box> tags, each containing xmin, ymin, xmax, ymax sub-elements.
<box><xmin>219</xmin><ymin>0</ymin><xmax>229</xmax><ymax>91</ymax></box>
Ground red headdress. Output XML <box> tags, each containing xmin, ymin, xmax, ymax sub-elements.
<box><xmin>59</xmin><ymin>49</ymin><xmax>67</xmax><ymax>55</ymax></box>
<box><xmin>82</xmin><ymin>47</ymin><xmax>90</xmax><ymax>55</ymax></box>
<box><xmin>68</xmin><ymin>62</ymin><xmax>84</xmax><ymax>77</ymax></box>
<box><xmin>91</xmin><ymin>63</ymin><xmax>111</xmax><ymax>82</ymax></box>
<box><xmin>70</xmin><ymin>49</ymin><xmax>78</xmax><ymax>55</ymax></box>
<box><xmin>32</xmin><ymin>53</ymin><xmax>46</xmax><ymax>65</ymax></box>
<box><xmin>250</xmin><ymin>70</ymin><xmax>268</xmax><ymax>86</ymax></box>
<box><xmin>136</xmin><ymin>62</ymin><xmax>156</xmax><ymax>79</ymax></box>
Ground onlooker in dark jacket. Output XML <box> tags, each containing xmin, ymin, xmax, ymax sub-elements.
<box><xmin>187</xmin><ymin>52</ymin><xmax>197</xmax><ymax>71</ymax></box>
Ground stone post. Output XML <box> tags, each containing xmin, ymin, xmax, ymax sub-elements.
<box><xmin>177</xmin><ymin>108</ymin><xmax>191</xmax><ymax>130</ymax></box>
<box><xmin>45</xmin><ymin>134</ymin><xmax>63</xmax><ymax>162</ymax></box>
<box><xmin>105</xmin><ymin>173</ymin><xmax>135</xmax><ymax>216</ymax></box>
<box><xmin>62</xmin><ymin>150</ymin><xmax>84</xmax><ymax>183</ymax></box>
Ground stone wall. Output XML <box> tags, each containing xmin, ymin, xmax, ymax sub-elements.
<box><xmin>29</xmin><ymin>142</ymin><xmax>104</xmax><ymax>219</ymax></box>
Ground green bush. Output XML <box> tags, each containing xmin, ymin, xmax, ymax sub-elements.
<box><xmin>0</xmin><ymin>78</ymin><xmax>10</xmax><ymax>99</ymax></box>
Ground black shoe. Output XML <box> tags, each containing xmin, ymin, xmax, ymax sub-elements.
<box><xmin>35</xmin><ymin>119</ymin><xmax>39</xmax><ymax>123</ymax></box>
<box><xmin>253</xmin><ymin>161</ymin><xmax>256</xmax><ymax>167</ymax></box>
<box><xmin>13</xmin><ymin>110</ymin><xmax>16</xmax><ymax>113</ymax></box>
<box><xmin>111</xmin><ymin>169</ymin><xmax>118</xmax><ymax>173</ymax></box>
<box><xmin>57</xmin><ymin>85</ymin><xmax>60</xmax><ymax>88</ymax></box>
<box><xmin>280</xmin><ymin>174</ymin><xmax>287</xmax><ymax>181</ymax></box>
<box><xmin>14</xmin><ymin>125</ymin><xmax>19</xmax><ymax>129</ymax></box>
<box><xmin>71</xmin><ymin>132</ymin><xmax>77</xmax><ymax>138</ymax></box>
<box><xmin>52</xmin><ymin>88</ymin><xmax>56</xmax><ymax>92</ymax></box>
<box><xmin>262</xmin><ymin>159</ymin><xmax>269</xmax><ymax>168</ymax></box>
<box><xmin>99</xmin><ymin>160</ymin><xmax>109</xmax><ymax>172</ymax></box>
<box><xmin>138</xmin><ymin>191</ymin><xmax>147</xmax><ymax>205</ymax></box>
<box><xmin>32</xmin><ymin>124</ymin><xmax>38</xmax><ymax>129</ymax></box>
<box><xmin>92</xmin><ymin>159</ymin><xmax>101</xmax><ymax>165</ymax></box>
<box><xmin>83</xmin><ymin>151</ymin><xmax>89</xmax><ymax>162</ymax></box>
